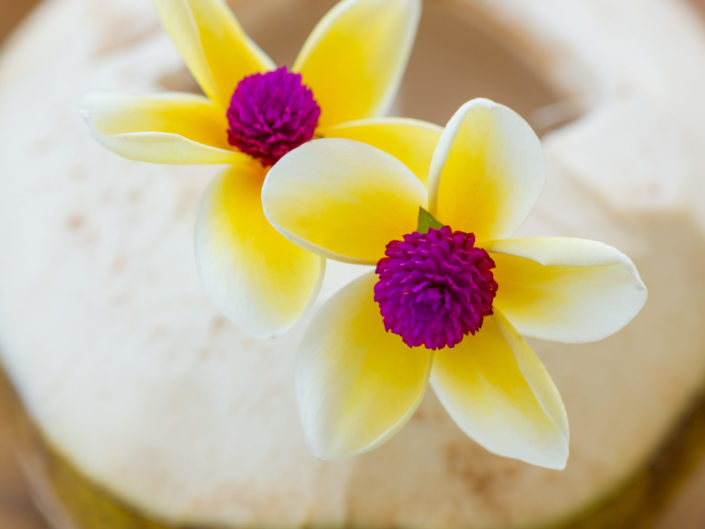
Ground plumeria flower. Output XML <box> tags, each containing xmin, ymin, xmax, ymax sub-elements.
<box><xmin>81</xmin><ymin>0</ymin><xmax>441</xmax><ymax>338</ymax></box>
<box><xmin>262</xmin><ymin>98</ymin><xmax>648</xmax><ymax>469</ymax></box>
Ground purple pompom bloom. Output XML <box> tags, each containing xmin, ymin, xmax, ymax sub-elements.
<box><xmin>374</xmin><ymin>226</ymin><xmax>498</xmax><ymax>350</ymax></box>
<box><xmin>226</xmin><ymin>67</ymin><xmax>321</xmax><ymax>166</ymax></box>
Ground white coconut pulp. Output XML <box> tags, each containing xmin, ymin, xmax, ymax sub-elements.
<box><xmin>2</xmin><ymin>0</ymin><xmax>705</xmax><ymax>527</ymax></box>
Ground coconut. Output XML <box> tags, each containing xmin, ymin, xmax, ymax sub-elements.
<box><xmin>2</xmin><ymin>0</ymin><xmax>705</xmax><ymax>528</ymax></box>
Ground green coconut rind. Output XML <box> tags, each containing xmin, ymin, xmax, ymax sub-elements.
<box><xmin>3</xmin><ymin>369</ymin><xmax>705</xmax><ymax>529</ymax></box>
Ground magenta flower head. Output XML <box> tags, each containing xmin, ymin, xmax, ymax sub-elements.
<box><xmin>227</xmin><ymin>67</ymin><xmax>321</xmax><ymax>166</ymax></box>
<box><xmin>375</xmin><ymin>226</ymin><xmax>498</xmax><ymax>349</ymax></box>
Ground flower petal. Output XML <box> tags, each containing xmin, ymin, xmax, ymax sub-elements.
<box><xmin>297</xmin><ymin>272</ymin><xmax>432</xmax><ymax>459</ymax></box>
<box><xmin>428</xmin><ymin>98</ymin><xmax>545</xmax><ymax>241</ymax></box>
<box><xmin>431</xmin><ymin>311</ymin><xmax>569</xmax><ymax>469</ymax></box>
<box><xmin>195</xmin><ymin>162</ymin><xmax>325</xmax><ymax>339</ymax></box>
<box><xmin>322</xmin><ymin>118</ymin><xmax>442</xmax><ymax>185</ymax></box>
<box><xmin>293</xmin><ymin>0</ymin><xmax>421</xmax><ymax>127</ymax></box>
<box><xmin>487</xmin><ymin>237</ymin><xmax>647</xmax><ymax>343</ymax></box>
<box><xmin>80</xmin><ymin>92</ymin><xmax>248</xmax><ymax>164</ymax></box>
<box><xmin>153</xmin><ymin>0</ymin><xmax>275</xmax><ymax>107</ymax></box>
<box><xmin>263</xmin><ymin>138</ymin><xmax>426</xmax><ymax>265</ymax></box>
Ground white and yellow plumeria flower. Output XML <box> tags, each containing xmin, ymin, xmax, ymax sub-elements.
<box><xmin>262</xmin><ymin>98</ymin><xmax>648</xmax><ymax>469</ymax></box>
<box><xmin>81</xmin><ymin>0</ymin><xmax>440</xmax><ymax>338</ymax></box>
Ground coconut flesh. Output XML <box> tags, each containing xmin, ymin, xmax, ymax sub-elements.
<box><xmin>2</xmin><ymin>0</ymin><xmax>705</xmax><ymax>527</ymax></box>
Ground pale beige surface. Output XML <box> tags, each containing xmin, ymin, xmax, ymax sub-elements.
<box><xmin>2</xmin><ymin>0</ymin><xmax>705</xmax><ymax>528</ymax></box>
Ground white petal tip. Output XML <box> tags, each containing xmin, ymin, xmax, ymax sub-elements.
<box><xmin>303</xmin><ymin>430</ymin><xmax>390</xmax><ymax>461</ymax></box>
<box><xmin>306</xmin><ymin>441</ymin><xmax>357</xmax><ymax>461</ymax></box>
<box><xmin>78</xmin><ymin>93</ymin><xmax>104</xmax><ymax>124</ymax></box>
<box><xmin>499</xmin><ymin>431</ymin><xmax>569</xmax><ymax>470</ymax></box>
<box><xmin>544</xmin><ymin>451</ymin><xmax>569</xmax><ymax>471</ymax></box>
<box><xmin>471</xmin><ymin>429</ymin><xmax>569</xmax><ymax>471</ymax></box>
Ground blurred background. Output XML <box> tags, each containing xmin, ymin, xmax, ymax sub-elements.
<box><xmin>2</xmin><ymin>0</ymin><xmax>705</xmax><ymax>528</ymax></box>
<box><xmin>1</xmin><ymin>8</ymin><xmax>45</xmax><ymax>529</ymax></box>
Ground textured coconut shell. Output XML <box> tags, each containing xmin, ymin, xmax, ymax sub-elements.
<box><xmin>2</xmin><ymin>0</ymin><xmax>705</xmax><ymax>528</ymax></box>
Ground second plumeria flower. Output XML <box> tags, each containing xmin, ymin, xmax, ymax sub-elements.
<box><xmin>81</xmin><ymin>0</ymin><xmax>440</xmax><ymax>338</ymax></box>
<box><xmin>262</xmin><ymin>98</ymin><xmax>647</xmax><ymax>469</ymax></box>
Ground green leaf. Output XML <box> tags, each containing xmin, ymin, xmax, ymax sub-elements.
<box><xmin>417</xmin><ymin>207</ymin><xmax>443</xmax><ymax>234</ymax></box>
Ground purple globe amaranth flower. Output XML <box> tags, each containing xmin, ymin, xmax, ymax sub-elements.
<box><xmin>374</xmin><ymin>226</ymin><xmax>498</xmax><ymax>350</ymax></box>
<box><xmin>226</xmin><ymin>67</ymin><xmax>321</xmax><ymax>167</ymax></box>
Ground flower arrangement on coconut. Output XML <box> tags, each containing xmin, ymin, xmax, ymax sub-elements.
<box><xmin>82</xmin><ymin>0</ymin><xmax>646</xmax><ymax>471</ymax></box>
